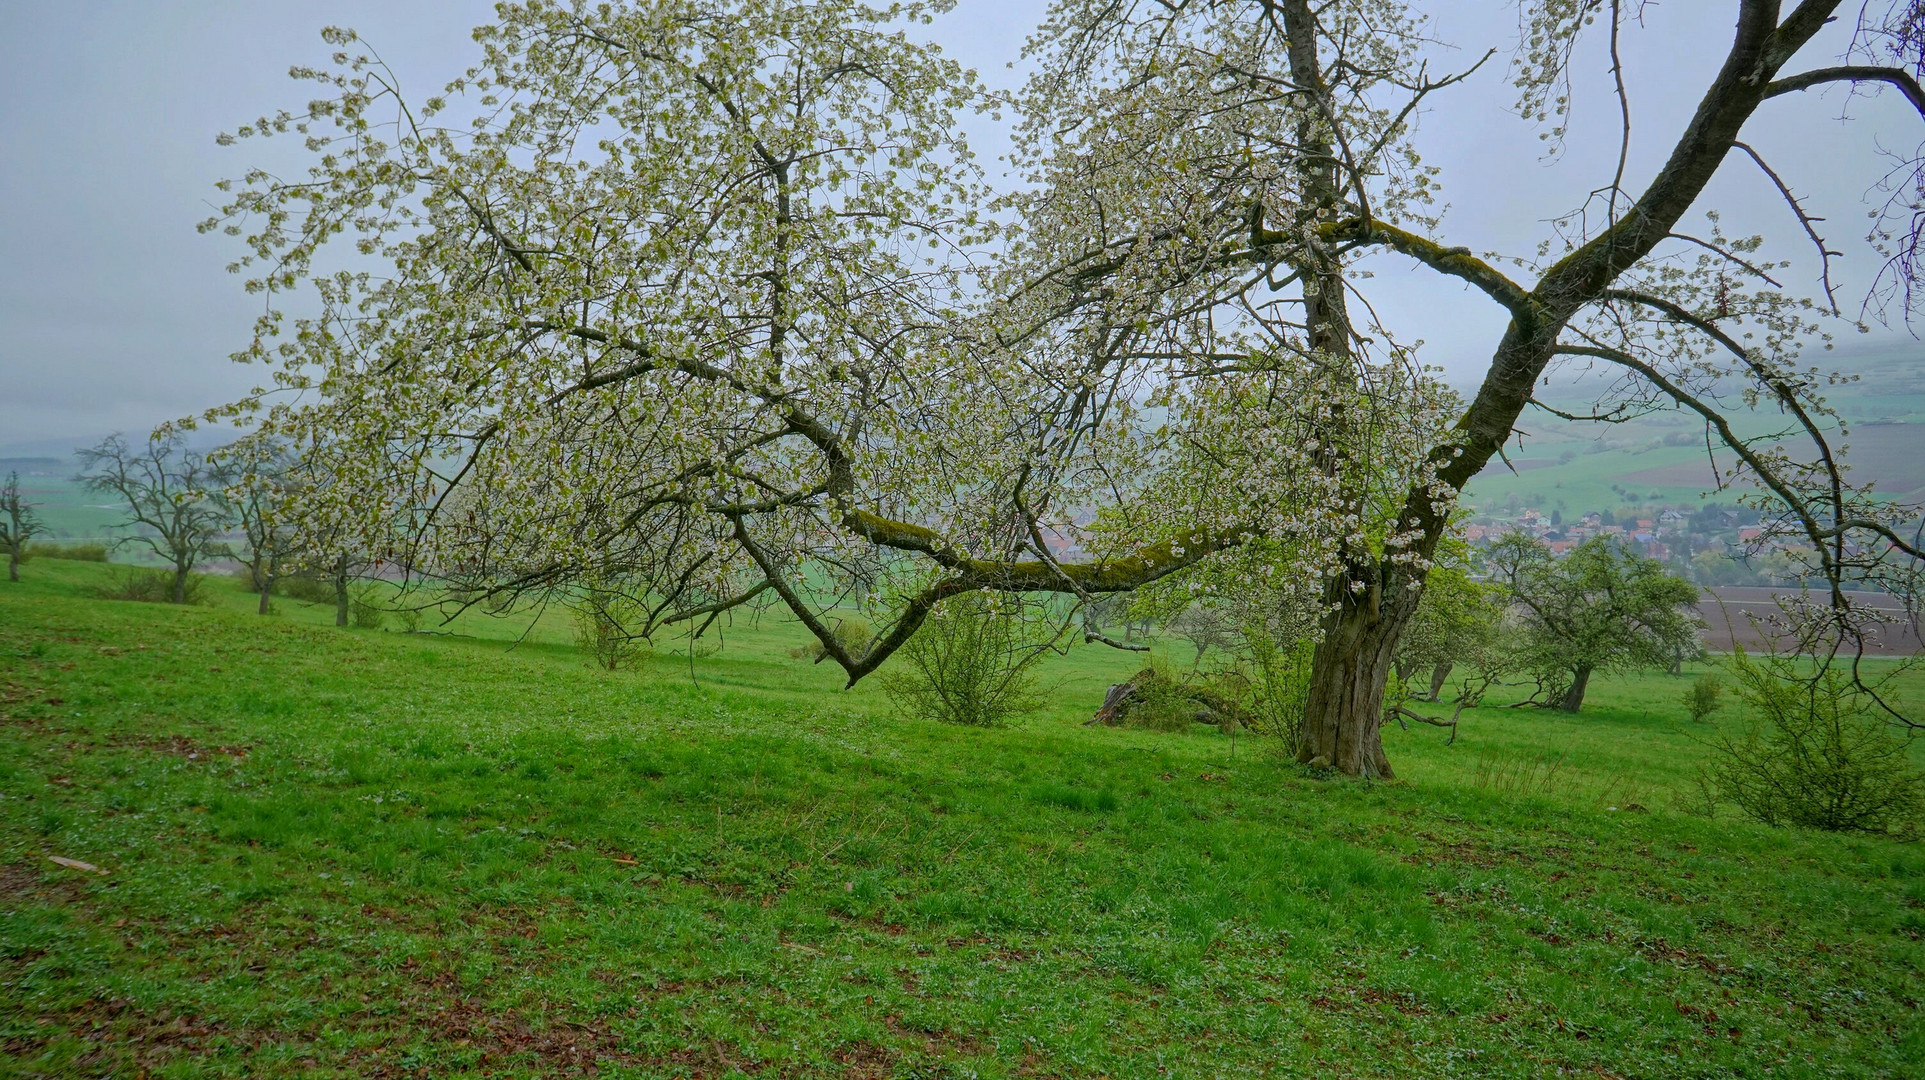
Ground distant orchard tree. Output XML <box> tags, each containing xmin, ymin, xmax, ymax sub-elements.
<box><xmin>1393</xmin><ymin>561</ymin><xmax>1510</xmax><ymax>704</ymax></box>
<box><xmin>1490</xmin><ymin>534</ymin><xmax>1703</xmax><ymax>713</ymax></box>
<box><xmin>281</xmin><ymin>452</ymin><xmax>385</xmax><ymax>628</ymax></box>
<box><xmin>1</xmin><ymin>471</ymin><xmax>45</xmax><ymax>582</ymax></box>
<box><xmin>77</xmin><ymin>433</ymin><xmax>231</xmax><ymax>604</ymax></box>
<box><xmin>211</xmin><ymin>437</ymin><xmax>298</xmax><ymax>615</ymax></box>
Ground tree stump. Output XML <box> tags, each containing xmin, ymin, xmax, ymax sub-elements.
<box><xmin>1089</xmin><ymin>680</ymin><xmax>1140</xmax><ymax>726</ymax></box>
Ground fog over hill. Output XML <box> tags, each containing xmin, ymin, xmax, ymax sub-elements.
<box><xmin>1461</xmin><ymin>342</ymin><xmax>1925</xmax><ymax>510</ymax></box>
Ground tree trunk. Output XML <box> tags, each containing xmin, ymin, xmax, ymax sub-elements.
<box><xmin>1295</xmin><ymin>5</ymin><xmax>1818</xmax><ymax>766</ymax></box>
<box><xmin>1298</xmin><ymin>588</ymin><xmax>1403</xmax><ymax>778</ymax></box>
<box><xmin>1278</xmin><ymin>0</ymin><xmax>1404</xmax><ymax>780</ymax></box>
<box><xmin>1427</xmin><ymin>661</ymin><xmax>1453</xmax><ymax>702</ymax></box>
<box><xmin>172</xmin><ymin>563</ymin><xmax>188</xmax><ymax>604</ymax></box>
<box><xmin>334</xmin><ymin>559</ymin><xmax>349</xmax><ymax>627</ymax></box>
<box><xmin>258</xmin><ymin>553</ymin><xmax>280</xmax><ymax>615</ymax></box>
<box><xmin>1558</xmin><ymin>666</ymin><xmax>1593</xmax><ymax>713</ymax></box>
<box><xmin>7</xmin><ymin>547</ymin><xmax>17</xmax><ymax>582</ymax></box>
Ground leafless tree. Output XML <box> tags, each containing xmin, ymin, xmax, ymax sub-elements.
<box><xmin>77</xmin><ymin>433</ymin><xmax>230</xmax><ymax>604</ymax></box>
<box><xmin>0</xmin><ymin>471</ymin><xmax>44</xmax><ymax>583</ymax></box>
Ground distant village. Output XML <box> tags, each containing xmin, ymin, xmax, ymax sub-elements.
<box><xmin>1460</xmin><ymin>500</ymin><xmax>1796</xmax><ymax>586</ymax></box>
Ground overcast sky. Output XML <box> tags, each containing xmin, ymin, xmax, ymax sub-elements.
<box><xmin>1</xmin><ymin>1</ymin><xmax>1918</xmax><ymax>455</ymax></box>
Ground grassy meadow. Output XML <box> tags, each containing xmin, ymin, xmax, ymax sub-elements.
<box><xmin>2</xmin><ymin>558</ymin><xmax>1922</xmax><ymax>1078</ymax></box>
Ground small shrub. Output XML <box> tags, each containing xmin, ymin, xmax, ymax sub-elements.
<box><xmin>1118</xmin><ymin>663</ymin><xmax>1209</xmax><ymax>732</ymax></box>
<box><xmin>883</xmin><ymin>592</ymin><xmax>1058</xmax><ymax>727</ymax></box>
<box><xmin>572</xmin><ymin>584</ymin><xmax>648</xmax><ymax>670</ymax></box>
<box><xmin>1706</xmin><ymin>653</ymin><xmax>1924</xmax><ymax>837</ymax></box>
<box><xmin>94</xmin><ymin>569</ymin><xmax>205</xmax><ymax>605</ymax></box>
<box><xmin>349</xmin><ymin>585</ymin><xmax>387</xmax><ymax>630</ymax></box>
<box><xmin>1684</xmin><ymin>673</ymin><xmax>1723</xmax><ymax>723</ymax></box>
<box><xmin>394</xmin><ymin>605</ymin><xmax>424</xmax><ymax>633</ymax></box>
<box><xmin>1231</xmin><ymin>632</ymin><xmax>1316</xmax><ymax>750</ymax></box>
<box><xmin>27</xmin><ymin>541</ymin><xmax>108</xmax><ymax>562</ymax></box>
<box><xmin>792</xmin><ymin>615</ymin><xmax>873</xmax><ymax>663</ymax></box>
<box><xmin>279</xmin><ymin>575</ymin><xmax>338</xmax><ymax>605</ymax></box>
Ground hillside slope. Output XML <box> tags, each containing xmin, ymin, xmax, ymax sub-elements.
<box><xmin>1</xmin><ymin>564</ymin><xmax>1921</xmax><ymax>1077</ymax></box>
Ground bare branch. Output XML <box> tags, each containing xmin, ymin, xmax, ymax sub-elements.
<box><xmin>1764</xmin><ymin>64</ymin><xmax>1925</xmax><ymax>117</ymax></box>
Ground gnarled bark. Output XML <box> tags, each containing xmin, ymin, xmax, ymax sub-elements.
<box><xmin>1296</xmin><ymin>569</ymin><xmax>1423</xmax><ymax>778</ymax></box>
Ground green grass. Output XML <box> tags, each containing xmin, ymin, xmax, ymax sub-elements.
<box><xmin>1</xmin><ymin>473</ymin><xmax>120</xmax><ymax>547</ymax></box>
<box><xmin>3</xmin><ymin>559</ymin><xmax>1922</xmax><ymax>1078</ymax></box>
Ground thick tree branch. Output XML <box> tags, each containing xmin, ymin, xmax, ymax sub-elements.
<box><xmin>1764</xmin><ymin>64</ymin><xmax>1925</xmax><ymax>117</ymax></box>
<box><xmin>1306</xmin><ymin>218</ymin><xmax>1534</xmax><ymax>314</ymax></box>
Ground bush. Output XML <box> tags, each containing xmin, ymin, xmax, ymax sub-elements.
<box><xmin>791</xmin><ymin>615</ymin><xmax>873</xmax><ymax>663</ymax></box>
<box><xmin>26</xmin><ymin>541</ymin><xmax>109</xmax><ymax>563</ymax></box>
<box><xmin>1706</xmin><ymin>653</ymin><xmax>1924</xmax><ymax>837</ymax></box>
<box><xmin>883</xmin><ymin>592</ymin><xmax>1058</xmax><ymax>727</ymax></box>
<box><xmin>1684</xmin><ymin>673</ymin><xmax>1723</xmax><ymax>723</ymax></box>
<box><xmin>572</xmin><ymin>585</ymin><xmax>649</xmax><ymax>670</ymax></box>
<box><xmin>279</xmin><ymin>575</ymin><xmax>338</xmax><ymax>605</ymax></box>
<box><xmin>1229</xmin><ymin>632</ymin><xmax>1315</xmax><ymax>749</ymax></box>
<box><xmin>394</xmin><ymin>604</ymin><xmax>424</xmax><ymax>633</ymax></box>
<box><xmin>349</xmin><ymin>585</ymin><xmax>387</xmax><ymax>630</ymax></box>
<box><xmin>94</xmin><ymin>569</ymin><xmax>205</xmax><ymax>605</ymax></box>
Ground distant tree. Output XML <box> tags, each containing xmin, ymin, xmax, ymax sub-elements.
<box><xmin>1</xmin><ymin>471</ymin><xmax>45</xmax><ymax>582</ymax></box>
<box><xmin>1382</xmin><ymin>560</ymin><xmax>1513</xmax><ymax>744</ymax></box>
<box><xmin>1170</xmin><ymin>602</ymin><xmax>1241</xmax><ymax>672</ymax></box>
<box><xmin>77</xmin><ymin>433</ymin><xmax>230</xmax><ymax>604</ymax></box>
<box><xmin>1393</xmin><ymin>563</ymin><xmax>1510</xmax><ymax>703</ymax></box>
<box><xmin>211</xmin><ymin>438</ymin><xmax>297</xmax><ymax>615</ymax></box>
<box><xmin>1490</xmin><ymin>534</ymin><xmax>1703</xmax><ymax>713</ymax></box>
<box><xmin>243</xmin><ymin>445</ymin><xmax>389</xmax><ymax>627</ymax></box>
<box><xmin>299</xmin><ymin>529</ymin><xmax>375</xmax><ymax>628</ymax></box>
